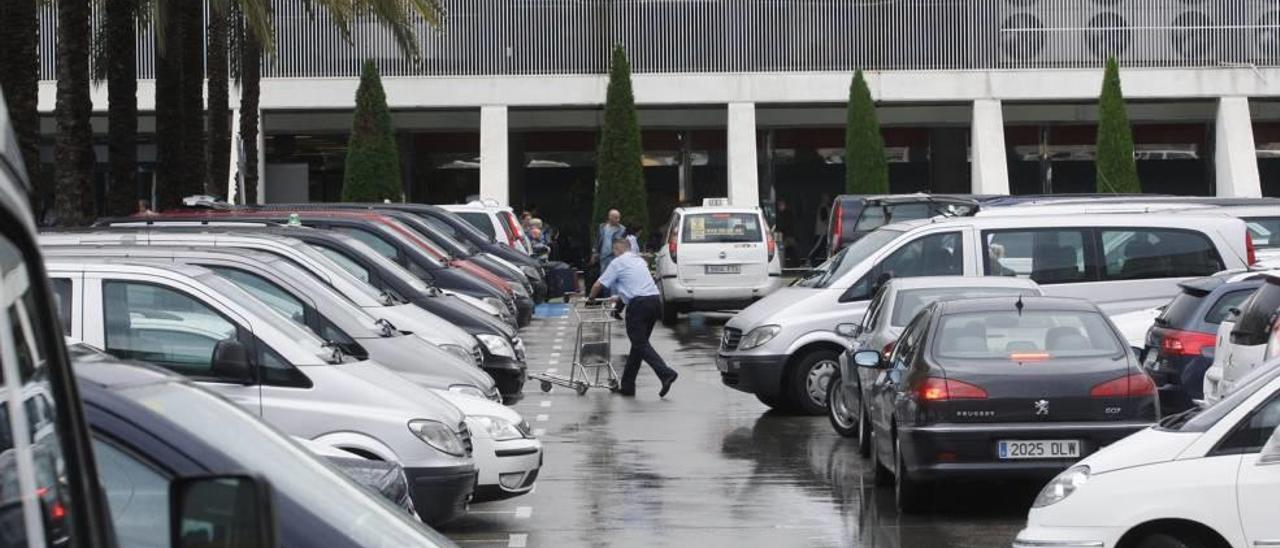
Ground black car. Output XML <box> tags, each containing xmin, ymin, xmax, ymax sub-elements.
<box><xmin>1143</xmin><ymin>272</ymin><xmax>1262</xmax><ymax>412</ymax></box>
<box><xmin>261</xmin><ymin>202</ymin><xmax>549</xmax><ymax>302</ymax></box>
<box><xmin>71</xmin><ymin>349</ymin><xmax>460</xmax><ymax>547</ymax></box>
<box><xmin>851</xmin><ymin>296</ymin><xmax>1157</xmax><ymax>512</ymax></box>
<box><xmin>828</xmin><ymin>194</ymin><xmax>979</xmax><ymax>256</ymax></box>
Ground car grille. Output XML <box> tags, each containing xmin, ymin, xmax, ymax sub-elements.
<box><xmin>471</xmin><ymin>345</ymin><xmax>485</xmax><ymax>366</ymax></box>
<box><xmin>721</xmin><ymin>327</ymin><xmax>743</xmax><ymax>351</ymax></box>
<box><xmin>458</xmin><ymin>422</ymin><xmax>474</xmax><ymax>457</ymax></box>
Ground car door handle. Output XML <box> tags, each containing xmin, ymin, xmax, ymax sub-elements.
<box><xmin>1255</xmin><ymin>541</ymin><xmax>1280</xmax><ymax>547</ymax></box>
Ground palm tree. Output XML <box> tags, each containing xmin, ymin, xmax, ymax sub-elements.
<box><xmin>180</xmin><ymin>0</ymin><xmax>206</xmax><ymax>198</ymax></box>
<box><xmin>153</xmin><ymin>0</ymin><xmax>185</xmax><ymax>210</ymax></box>
<box><xmin>0</xmin><ymin>0</ymin><xmax>45</xmax><ymax>217</ymax></box>
<box><xmin>54</xmin><ymin>0</ymin><xmax>94</xmax><ymax>226</ymax></box>
<box><xmin>101</xmin><ymin>0</ymin><xmax>140</xmax><ymax>217</ymax></box>
<box><xmin>207</xmin><ymin>1</ymin><xmax>230</xmax><ymax>195</ymax></box>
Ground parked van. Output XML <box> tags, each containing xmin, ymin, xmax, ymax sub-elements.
<box><xmin>1204</xmin><ymin>272</ymin><xmax>1280</xmax><ymax>404</ymax></box>
<box><xmin>720</xmin><ymin>212</ymin><xmax>1252</xmax><ymax>413</ymax></box>
<box><xmin>47</xmin><ymin>259</ymin><xmax>479</xmax><ymax>525</ymax></box>
<box><xmin>827</xmin><ymin>194</ymin><xmax>980</xmax><ymax>255</ymax></box>
<box><xmin>655</xmin><ymin>205</ymin><xmax>783</xmax><ymax>324</ymax></box>
<box><xmin>442</xmin><ymin>201</ymin><xmax>531</xmax><ymax>255</ymax></box>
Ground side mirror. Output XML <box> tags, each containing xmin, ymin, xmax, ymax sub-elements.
<box><xmin>853</xmin><ymin>350</ymin><xmax>885</xmax><ymax>369</ymax></box>
<box><xmin>171</xmin><ymin>474</ymin><xmax>277</xmax><ymax>548</ymax></box>
<box><xmin>1260</xmin><ymin>427</ymin><xmax>1280</xmax><ymax>466</ymax></box>
<box><xmin>835</xmin><ymin>323</ymin><xmax>862</xmax><ymax>338</ymax></box>
<box><xmin>211</xmin><ymin>339</ymin><xmax>253</xmax><ymax>385</ymax></box>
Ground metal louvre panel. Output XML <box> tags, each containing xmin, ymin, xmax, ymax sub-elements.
<box><xmin>35</xmin><ymin>0</ymin><xmax>1280</xmax><ymax>80</ymax></box>
<box><xmin>459</xmin><ymin>421</ymin><xmax>474</xmax><ymax>457</ymax></box>
<box><xmin>721</xmin><ymin>327</ymin><xmax>743</xmax><ymax>351</ymax></box>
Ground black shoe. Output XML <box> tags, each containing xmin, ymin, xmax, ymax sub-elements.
<box><xmin>611</xmin><ymin>386</ymin><xmax>635</xmax><ymax>397</ymax></box>
<box><xmin>659</xmin><ymin>372</ymin><xmax>678</xmax><ymax>398</ymax></box>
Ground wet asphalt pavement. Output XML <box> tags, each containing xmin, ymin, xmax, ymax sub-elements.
<box><xmin>443</xmin><ymin>311</ymin><xmax>1032</xmax><ymax>548</ymax></box>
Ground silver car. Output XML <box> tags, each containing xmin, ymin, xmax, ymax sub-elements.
<box><xmin>828</xmin><ymin>276</ymin><xmax>1042</xmax><ymax>451</ymax></box>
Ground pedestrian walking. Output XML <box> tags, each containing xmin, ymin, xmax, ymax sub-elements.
<box><xmin>589</xmin><ymin>239</ymin><xmax>678</xmax><ymax>397</ymax></box>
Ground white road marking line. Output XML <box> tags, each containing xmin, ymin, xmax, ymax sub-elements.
<box><xmin>552</xmin><ymin>345</ymin><xmax>563</xmax><ymax>350</ymax></box>
<box><xmin>535</xmin><ymin>414</ymin><xmax>549</xmax><ymax>422</ymax></box>
<box><xmin>539</xmin><ymin>400</ymin><xmax>551</xmax><ymax>407</ymax></box>
<box><xmin>515</xmin><ymin>506</ymin><xmax>533</xmax><ymax>519</ymax></box>
<box><xmin>532</xmin><ymin>428</ymin><xmax>546</xmax><ymax>436</ymax></box>
<box><xmin>547</xmin><ymin>360</ymin><xmax>559</xmax><ymax>365</ymax></box>
<box><xmin>545</xmin><ymin>368</ymin><xmax>557</xmax><ymax>373</ymax></box>
<box><xmin>508</xmin><ymin>534</ymin><xmax>528</xmax><ymax>548</ymax></box>
<box><xmin>550</xmin><ymin>352</ymin><xmax>561</xmax><ymax>357</ymax></box>
<box><xmin>553</xmin><ymin>338</ymin><xmax>563</xmax><ymax>343</ymax></box>
<box><xmin>453</xmin><ymin>538</ymin><xmax>509</xmax><ymax>544</ymax></box>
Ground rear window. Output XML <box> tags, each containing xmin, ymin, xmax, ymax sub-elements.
<box><xmin>934</xmin><ymin>309</ymin><xmax>1121</xmax><ymax>360</ymax></box>
<box><xmin>892</xmin><ymin>287</ymin><xmax>1038</xmax><ymax>327</ymax></box>
<box><xmin>1244</xmin><ymin>217</ymin><xmax>1280</xmax><ymax>249</ymax></box>
<box><xmin>681</xmin><ymin>213</ymin><xmax>763</xmax><ymax>243</ymax></box>
<box><xmin>456</xmin><ymin>212</ymin><xmax>496</xmax><ymax>239</ymax></box>
<box><xmin>1231</xmin><ymin>283</ymin><xmax>1280</xmax><ymax>345</ymax></box>
<box><xmin>1156</xmin><ymin>290</ymin><xmax>1207</xmax><ymax>329</ymax></box>
<box><xmin>1205</xmin><ymin>289</ymin><xmax>1253</xmax><ymax>326</ymax></box>
<box><xmin>854</xmin><ymin>203</ymin><xmax>931</xmax><ymax>232</ymax></box>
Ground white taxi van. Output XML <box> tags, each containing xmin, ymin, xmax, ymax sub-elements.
<box><xmin>655</xmin><ymin>199</ymin><xmax>783</xmax><ymax>324</ymax></box>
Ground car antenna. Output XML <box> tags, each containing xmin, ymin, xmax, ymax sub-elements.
<box><xmin>1015</xmin><ymin>295</ymin><xmax>1024</xmax><ymax>316</ymax></box>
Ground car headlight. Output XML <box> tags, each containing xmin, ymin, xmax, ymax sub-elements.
<box><xmin>521</xmin><ymin>265</ymin><xmax>541</xmax><ymax>280</ymax></box>
<box><xmin>448</xmin><ymin>384</ymin><xmax>488</xmax><ymax>400</ymax></box>
<box><xmin>1032</xmin><ymin>465</ymin><xmax>1090</xmax><ymax>508</ymax></box>
<box><xmin>440</xmin><ymin>343</ymin><xmax>475</xmax><ymax>364</ymax></box>
<box><xmin>473</xmin><ymin>416</ymin><xmax>528</xmax><ymax>442</ymax></box>
<box><xmin>738</xmin><ymin>325</ymin><xmax>782</xmax><ymax>351</ymax></box>
<box><xmin>407</xmin><ymin>419</ymin><xmax>467</xmax><ymax>457</ymax></box>
<box><xmin>483</xmin><ymin>297</ymin><xmax>509</xmax><ymax>316</ymax></box>
<box><xmin>511</xmin><ymin>284</ymin><xmax>529</xmax><ymax>298</ymax></box>
<box><xmin>477</xmin><ymin>333</ymin><xmax>516</xmax><ymax>358</ymax></box>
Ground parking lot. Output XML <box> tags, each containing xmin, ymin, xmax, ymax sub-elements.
<box><xmin>444</xmin><ymin>310</ymin><xmax>1029</xmax><ymax>548</ymax></box>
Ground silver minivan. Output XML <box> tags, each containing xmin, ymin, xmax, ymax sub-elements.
<box><xmin>48</xmin><ymin>259</ymin><xmax>479</xmax><ymax>525</ymax></box>
<box><xmin>719</xmin><ymin>212</ymin><xmax>1252</xmax><ymax>414</ymax></box>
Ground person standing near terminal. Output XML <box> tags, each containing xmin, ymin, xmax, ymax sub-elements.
<box><xmin>593</xmin><ymin>209</ymin><xmax>627</xmax><ymax>271</ymax></box>
<box><xmin>589</xmin><ymin>238</ymin><xmax>679</xmax><ymax>397</ymax></box>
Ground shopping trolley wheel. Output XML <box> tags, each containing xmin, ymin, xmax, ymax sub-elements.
<box><xmin>540</xmin><ymin>381</ymin><xmax>553</xmax><ymax>393</ymax></box>
<box><xmin>575</xmin><ymin>383</ymin><xmax>589</xmax><ymax>396</ymax></box>
<box><xmin>608</xmin><ymin>379</ymin><xmax>620</xmax><ymax>391</ymax></box>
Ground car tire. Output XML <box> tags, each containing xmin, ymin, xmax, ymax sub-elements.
<box><xmin>1135</xmin><ymin>533</ymin><xmax>1209</xmax><ymax>548</ymax></box>
<box><xmin>755</xmin><ymin>392</ymin><xmax>794</xmax><ymax>412</ymax></box>
<box><xmin>895</xmin><ymin>436</ymin><xmax>927</xmax><ymax>514</ymax></box>
<box><xmin>789</xmin><ymin>349</ymin><xmax>840</xmax><ymax>415</ymax></box>
<box><xmin>661</xmin><ymin>300</ymin><xmax>678</xmax><ymax>326</ymax></box>
<box><xmin>828</xmin><ymin>371</ymin><xmax>870</xmax><ymax>458</ymax></box>
<box><xmin>870</xmin><ymin>430</ymin><xmax>893</xmax><ymax>487</ymax></box>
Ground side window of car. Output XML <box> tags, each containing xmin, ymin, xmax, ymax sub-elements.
<box><xmin>314</xmin><ymin>244</ymin><xmax>372</xmax><ymax>284</ymax></box>
<box><xmin>50</xmin><ymin>277</ymin><xmax>72</xmax><ymax>335</ymax></box>
<box><xmin>984</xmin><ymin>229</ymin><xmax>1093</xmax><ymax>285</ymax></box>
<box><xmin>102</xmin><ymin>281</ymin><xmax>243</xmax><ymax>381</ymax></box>
<box><xmin>1205</xmin><ymin>289</ymin><xmax>1253</xmax><ymax>325</ymax></box>
<box><xmin>1101</xmin><ymin>228</ymin><xmax>1223</xmax><ymax>280</ymax></box>
<box><xmin>209</xmin><ymin>268</ymin><xmax>307</xmax><ymax>326</ymax></box>
<box><xmin>862</xmin><ymin>285</ymin><xmax>889</xmax><ymax>331</ymax></box>
<box><xmin>846</xmin><ymin>232</ymin><xmax>964</xmax><ymax>301</ymax></box>
<box><xmin>890</xmin><ymin>311</ymin><xmax>928</xmax><ymax>372</ymax></box>
<box><xmin>335</xmin><ymin>227</ymin><xmax>399</xmax><ymax>262</ymax></box>
<box><xmin>1213</xmin><ymin>393</ymin><xmax>1280</xmax><ymax>455</ymax></box>
<box><xmin>93</xmin><ymin>435</ymin><xmax>171</xmax><ymax>547</ymax></box>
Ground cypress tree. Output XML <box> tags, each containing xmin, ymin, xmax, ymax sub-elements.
<box><xmin>1096</xmin><ymin>57</ymin><xmax>1141</xmax><ymax>193</ymax></box>
<box><xmin>593</xmin><ymin>46</ymin><xmax>648</xmax><ymax>234</ymax></box>
<box><xmin>342</xmin><ymin>61</ymin><xmax>403</xmax><ymax>202</ymax></box>
<box><xmin>845</xmin><ymin>69</ymin><xmax>889</xmax><ymax>195</ymax></box>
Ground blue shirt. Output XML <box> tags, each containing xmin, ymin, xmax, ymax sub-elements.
<box><xmin>597</xmin><ymin>252</ymin><xmax>658</xmax><ymax>304</ymax></box>
<box><xmin>598</xmin><ymin>223</ymin><xmax>625</xmax><ymax>258</ymax></box>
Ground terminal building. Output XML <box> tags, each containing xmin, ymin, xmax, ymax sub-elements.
<box><xmin>34</xmin><ymin>0</ymin><xmax>1280</xmax><ymax>240</ymax></box>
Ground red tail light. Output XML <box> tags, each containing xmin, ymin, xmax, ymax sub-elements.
<box><xmin>1247</xmin><ymin>232</ymin><xmax>1258</xmax><ymax>266</ymax></box>
<box><xmin>668</xmin><ymin>232</ymin><xmax>679</xmax><ymax>263</ymax></box>
<box><xmin>1090</xmin><ymin>373</ymin><xmax>1157</xmax><ymax>398</ymax></box>
<box><xmin>1159</xmin><ymin>329</ymin><xmax>1216</xmax><ymax>357</ymax></box>
<box><xmin>830</xmin><ymin>202</ymin><xmax>843</xmax><ymax>253</ymax></box>
<box><xmin>767</xmin><ymin>233</ymin><xmax>777</xmax><ymax>262</ymax></box>
<box><xmin>918</xmin><ymin>377</ymin><xmax>988</xmax><ymax>401</ymax></box>
<box><xmin>882</xmin><ymin>341</ymin><xmax>896</xmax><ymax>357</ymax></box>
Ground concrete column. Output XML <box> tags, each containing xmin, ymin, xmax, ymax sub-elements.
<box><xmin>479</xmin><ymin>105</ymin><xmax>510</xmax><ymax>205</ymax></box>
<box><xmin>727</xmin><ymin>102</ymin><xmax>759</xmax><ymax>207</ymax></box>
<box><xmin>1215</xmin><ymin>96</ymin><xmax>1262</xmax><ymax>198</ymax></box>
<box><xmin>970</xmin><ymin>99</ymin><xmax>1010</xmax><ymax>195</ymax></box>
<box><xmin>255</xmin><ymin>109</ymin><xmax>266</xmax><ymax>205</ymax></box>
<box><xmin>228</xmin><ymin>107</ymin><xmax>242</xmax><ymax>203</ymax></box>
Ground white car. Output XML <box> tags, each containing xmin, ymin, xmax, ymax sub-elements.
<box><xmin>1204</xmin><ymin>273</ymin><xmax>1280</xmax><ymax>403</ymax></box>
<box><xmin>435</xmin><ymin>391</ymin><xmax>542</xmax><ymax>502</ymax></box>
<box><xmin>1014</xmin><ymin>361</ymin><xmax>1280</xmax><ymax>548</ymax></box>
<box><xmin>655</xmin><ymin>205</ymin><xmax>783</xmax><ymax>324</ymax></box>
<box><xmin>442</xmin><ymin>201</ymin><xmax>531</xmax><ymax>255</ymax></box>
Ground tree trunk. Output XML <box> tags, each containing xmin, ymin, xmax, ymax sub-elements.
<box><xmin>154</xmin><ymin>0</ymin><xmax>185</xmax><ymax>211</ymax></box>
<box><xmin>54</xmin><ymin>0</ymin><xmax>94</xmax><ymax>226</ymax></box>
<box><xmin>0</xmin><ymin>0</ymin><xmax>45</xmax><ymax>218</ymax></box>
<box><xmin>180</xmin><ymin>0</ymin><xmax>207</xmax><ymax>198</ymax></box>
<box><xmin>104</xmin><ymin>0</ymin><xmax>138</xmax><ymax>217</ymax></box>
<box><xmin>240</xmin><ymin>31</ymin><xmax>261</xmax><ymax>205</ymax></box>
<box><xmin>206</xmin><ymin>4</ymin><xmax>230</xmax><ymax>197</ymax></box>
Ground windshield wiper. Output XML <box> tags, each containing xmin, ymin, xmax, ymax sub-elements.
<box><xmin>1158</xmin><ymin>407</ymin><xmax>1201</xmax><ymax>429</ymax></box>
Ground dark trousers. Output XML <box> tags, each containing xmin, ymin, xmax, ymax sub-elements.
<box><xmin>620</xmin><ymin>295</ymin><xmax>675</xmax><ymax>391</ymax></box>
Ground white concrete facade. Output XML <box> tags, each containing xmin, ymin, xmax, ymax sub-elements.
<box><xmin>726</xmin><ymin>103</ymin><xmax>760</xmax><ymax>208</ymax></box>
<box><xmin>1215</xmin><ymin>97</ymin><xmax>1264</xmax><ymax>199</ymax></box>
<box><xmin>479</xmin><ymin>105</ymin><xmax>510</xmax><ymax>206</ymax></box>
<box><xmin>971</xmin><ymin>99</ymin><xmax>1011</xmax><ymax>196</ymax></box>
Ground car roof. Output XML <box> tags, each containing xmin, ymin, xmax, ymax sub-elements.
<box><xmin>885</xmin><ymin>276</ymin><xmax>1040</xmax><ymax>292</ymax></box>
<box><xmin>934</xmin><ymin>295</ymin><xmax>1100</xmax><ymax>315</ymax></box>
<box><xmin>879</xmin><ymin>211</ymin><xmax>1242</xmax><ymax>233</ymax></box>
<box><xmin>673</xmin><ymin>206</ymin><xmax>762</xmax><ymax>215</ymax></box>
<box><xmin>835</xmin><ymin>193</ymin><xmax>983</xmax><ymax>204</ymax></box>
<box><xmin>71</xmin><ymin>345</ymin><xmax>184</xmax><ymax>390</ymax></box>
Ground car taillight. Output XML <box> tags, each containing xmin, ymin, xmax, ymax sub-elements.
<box><xmin>882</xmin><ymin>341</ymin><xmax>896</xmax><ymax>356</ymax></box>
<box><xmin>668</xmin><ymin>232</ymin><xmax>678</xmax><ymax>263</ymax></box>
<box><xmin>1090</xmin><ymin>373</ymin><xmax>1156</xmax><ymax>398</ymax></box>
<box><xmin>767</xmin><ymin>233</ymin><xmax>777</xmax><ymax>262</ymax></box>
<box><xmin>1159</xmin><ymin>329</ymin><xmax>1216</xmax><ymax>357</ymax></box>
<box><xmin>830</xmin><ymin>202</ymin><xmax>843</xmax><ymax>253</ymax></box>
<box><xmin>1247</xmin><ymin>232</ymin><xmax>1258</xmax><ymax>266</ymax></box>
<box><xmin>918</xmin><ymin>377</ymin><xmax>988</xmax><ymax>401</ymax></box>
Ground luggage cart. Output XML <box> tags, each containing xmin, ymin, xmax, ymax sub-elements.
<box><xmin>531</xmin><ymin>300</ymin><xmax>619</xmax><ymax>395</ymax></box>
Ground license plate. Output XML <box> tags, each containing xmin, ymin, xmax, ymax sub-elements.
<box><xmin>997</xmin><ymin>439</ymin><xmax>1082</xmax><ymax>460</ymax></box>
<box><xmin>706</xmin><ymin>264</ymin><xmax>741</xmax><ymax>275</ymax></box>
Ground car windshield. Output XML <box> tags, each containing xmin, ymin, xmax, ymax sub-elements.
<box><xmin>1155</xmin><ymin>289</ymin><xmax>1206</xmax><ymax>328</ymax></box>
<box><xmin>283</xmin><ymin>241</ymin><xmax>386</xmax><ymax>304</ymax></box>
<box><xmin>794</xmin><ymin>229</ymin><xmax>902</xmax><ymax>289</ymax></box>
<box><xmin>934</xmin><ymin>309</ymin><xmax>1122</xmax><ymax>360</ymax></box>
<box><xmin>681</xmin><ymin>213</ymin><xmax>763</xmax><ymax>243</ymax></box>
<box><xmin>891</xmin><ymin>287</ymin><xmax>1038</xmax><ymax>327</ymax></box>
<box><xmin>377</xmin><ymin>222</ymin><xmax>448</xmax><ymax>266</ymax></box>
<box><xmin>455</xmin><ymin>211</ymin><xmax>496</xmax><ymax>240</ymax></box>
<box><xmin>315</xmin><ymin>239</ymin><xmax>433</xmax><ymax>294</ymax></box>
<box><xmin>115</xmin><ymin>380</ymin><xmax>453</xmax><ymax>547</ymax></box>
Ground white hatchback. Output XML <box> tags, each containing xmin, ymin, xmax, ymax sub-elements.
<box><xmin>655</xmin><ymin>205</ymin><xmax>783</xmax><ymax>324</ymax></box>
